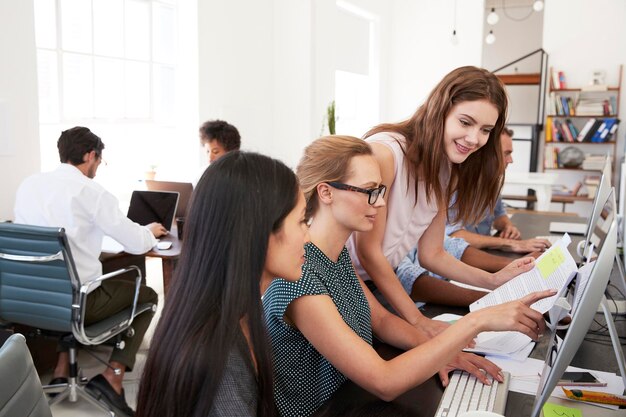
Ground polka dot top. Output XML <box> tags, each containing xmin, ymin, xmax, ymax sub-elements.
<box><xmin>263</xmin><ymin>242</ymin><xmax>373</xmax><ymax>417</ymax></box>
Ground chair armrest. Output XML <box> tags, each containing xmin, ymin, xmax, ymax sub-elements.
<box><xmin>73</xmin><ymin>266</ymin><xmax>142</xmax><ymax>345</ymax></box>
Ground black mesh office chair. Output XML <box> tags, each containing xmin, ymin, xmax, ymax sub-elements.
<box><xmin>0</xmin><ymin>223</ymin><xmax>156</xmax><ymax>415</ymax></box>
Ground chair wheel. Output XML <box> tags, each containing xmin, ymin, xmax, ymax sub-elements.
<box><xmin>125</xmin><ymin>327</ymin><xmax>135</xmax><ymax>338</ymax></box>
<box><xmin>115</xmin><ymin>340</ymin><xmax>126</xmax><ymax>350</ymax></box>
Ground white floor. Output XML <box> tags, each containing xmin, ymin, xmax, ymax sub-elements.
<box><xmin>47</xmin><ymin>257</ymin><xmax>165</xmax><ymax>417</ymax></box>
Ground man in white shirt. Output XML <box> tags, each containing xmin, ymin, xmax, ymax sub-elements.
<box><xmin>15</xmin><ymin>126</ymin><xmax>167</xmax><ymax>417</ymax></box>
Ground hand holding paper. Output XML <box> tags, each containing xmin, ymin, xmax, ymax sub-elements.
<box><xmin>470</xmin><ymin>235</ymin><xmax>576</xmax><ymax>314</ymax></box>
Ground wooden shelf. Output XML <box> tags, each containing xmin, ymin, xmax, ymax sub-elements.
<box><xmin>545</xmin><ymin>141</ymin><xmax>616</xmax><ymax>145</ymax></box>
<box><xmin>547</xmin><ymin>114</ymin><xmax>618</xmax><ymax>118</ymax></box>
<box><xmin>543</xmin><ymin>167</ymin><xmax>602</xmax><ymax>172</ymax></box>
<box><xmin>498</xmin><ymin>73</ymin><xmax>541</xmax><ymax>85</ymax></box>
<box><xmin>502</xmin><ymin>194</ymin><xmax>593</xmax><ymax>204</ymax></box>
<box><xmin>550</xmin><ymin>87</ymin><xmax>619</xmax><ymax>92</ymax></box>
<box><xmin>543</xmin><ymin>65</ymin><xmax>621</xmax><ymax>201</ymax></box>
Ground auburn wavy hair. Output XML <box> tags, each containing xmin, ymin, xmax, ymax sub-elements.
<box><xmin>365</xmin><ymin>66</ymin><xmax>508</xmax><ymax>225</ymax></box>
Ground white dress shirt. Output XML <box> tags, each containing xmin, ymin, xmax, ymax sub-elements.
<box><xmin>14</xmin><ymin>164</ymin><xmax>157</xmax><ymax>288</ymax></box>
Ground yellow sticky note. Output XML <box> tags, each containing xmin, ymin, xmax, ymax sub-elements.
<box><xmin>537</xmin><ymin>246</ymin><xmax>566</xmax><ymax>280</ymax></box>
<box><xmin>542</xmin><ymin>402</ymin><xmax>582</xmax><ymax>417</ymax></box>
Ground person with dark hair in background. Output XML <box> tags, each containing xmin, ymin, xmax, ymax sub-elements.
<box><xmin>14</xmin><ymin>126</ymin><xmax>167</xmax><ymax>417</ymax></box>
<box><xmin>199</xmin><ymin>119</ymin><xmax>242</xmax><ymax>163</ymax></box>
<box><xmin>136</xmin><ymin>151</ymin><xmax>309</xmax><ymax>417</ymax></box>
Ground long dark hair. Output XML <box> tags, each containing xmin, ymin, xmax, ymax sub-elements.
<box><xmin>136</xmin><ymin>151</ymin><xmax>299</xmax><ymax>417</ymax></box>
<box><xmin>365</xmin><ymin>66</ymin><xmax>508</xmax><ymax>225</ymax></box>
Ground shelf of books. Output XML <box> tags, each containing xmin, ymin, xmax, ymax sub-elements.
<box><xmin>542</xmin><ymin>65</ymin><xmax>622</xmax><ymax>206</ymax></box>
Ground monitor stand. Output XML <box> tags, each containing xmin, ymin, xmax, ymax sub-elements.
<box><xmin>599</xmin><ymin>294</ymin><xmax>626</xmax><ymax>388</ymax></box>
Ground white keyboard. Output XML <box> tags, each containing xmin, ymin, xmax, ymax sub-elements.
<box><xmin>434</xmin><ymin>370</ymin><xmax>510</xmax><ymax>417</ymax></box>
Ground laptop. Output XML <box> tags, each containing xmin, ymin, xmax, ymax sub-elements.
<box><xmin>145</xmin><ymin>180</ymin><xmax>193</xmax><ymax>218</ymax></box>
<box><xmin>127</xmin><ymin>190</ymin><xmax>179</xmax><ymax>231</ymax></box>
<box><xmin>548</xmin><ymin>221</ymin><xmax>587</xmax><ymax>235</ymax></box>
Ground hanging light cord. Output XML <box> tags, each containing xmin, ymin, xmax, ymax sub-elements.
<box><xmin>453</xmin><ymin>0</ymin><xmax>458</xmax><ymax>33</ymax></box>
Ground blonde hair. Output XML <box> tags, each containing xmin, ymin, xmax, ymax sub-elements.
<box><xmin>296</xmin><ymin>135</ymin><xmax>372</xmax><ymax>219</ymax></box>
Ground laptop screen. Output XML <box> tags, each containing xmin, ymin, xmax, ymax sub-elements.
<box><xmin>145</xmin><ymin>180</ymin><xmax>193</xmax><ymax>218</ymax></box>
<box><xmin>127</xmin><ymin>190</ymin><xmax>179</xmax><ymax>231</ymax></box>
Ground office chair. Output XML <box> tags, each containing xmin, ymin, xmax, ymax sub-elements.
<box><xmin>0</xmin><ymin>333</ymin><xmax>53</xmax><ymax>417</ymax></box>
<box><xmin>0</xmin><ymin>223</ymin><xmax>156</xmax><ymax>415</ymax></box>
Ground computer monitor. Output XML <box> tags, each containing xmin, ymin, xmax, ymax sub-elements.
<box><xmin>530</xmin><ymin>189</ymin><xmax>618</xmax><ymax>417</ymax></box>
<box><xmin>127</xmin><ymin>190</ymin><xmax>179</xmax><ymax>231</ymax></box>
<box><xmin>145</xmin><ymin>180</ymin><xmax>193</xmax><ymax>218</ymax></box>
<box><xmin>580</xmin><ymin>155</ymin><xmax>612</xmax><ymax>261</ymax></box>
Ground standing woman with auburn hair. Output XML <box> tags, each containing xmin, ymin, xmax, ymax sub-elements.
<box><xmin>348</xmin><ymin>66</ymin><xmax>536</xmax><ymax>337</ymax></box>
<box><xmin>136</xmin><ymin>151</ymin><xmax>309</xmax><ymax>417</ymax></box>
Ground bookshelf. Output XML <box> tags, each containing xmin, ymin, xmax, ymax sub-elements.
<box><xmin>542</xmin><ymin>65</ymin><xmax>622</xmax><ymax>200</ymax></box>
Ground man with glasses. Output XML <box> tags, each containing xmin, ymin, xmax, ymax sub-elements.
<box><xmin>14</xmin><ymin>126</ymin><xmax>167</xmax><ymax>417</ymax></box>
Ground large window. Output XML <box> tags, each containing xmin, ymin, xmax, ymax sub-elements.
<box><xmin>34</xmin><ymin>0</ymin><xmax>197</xmax><ymax>202</ymax></box>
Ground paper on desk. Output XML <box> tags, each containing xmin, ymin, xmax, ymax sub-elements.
<box><xmin>101</xmin><ymin>236</ymin><xmax>124</xmax><ymax>254</ymax></box>
<box><xmin>433</xmin><ymin>314</ymin><xmax>535</xmax><ymax>360</ymax></box>
<box><xmin>571</xmin><ymin>260</ymin><xmax>595</xmax><ymax>315</ymax></box>
<box><xmin>486</xmin><ymin>356</ymin><xmax>624</xmax><ymax>410</ymax></box>
<box><xmin>536</xmin><ymin>235</ymin><xmax>562</xmax><ymax>246</ymax></box>
<box><xmin>542</xmin><ymin>402</ymin><xmax>582</xmax><ymax>417</ymax></box>
<box><xmin>470</xmin><ymin>234</ymin><xmax>577</xmax><ymax>314</ymax></box>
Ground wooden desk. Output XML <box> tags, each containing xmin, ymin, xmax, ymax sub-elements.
<box><xmin>503</xmin><ymin>194</ymin><xmax>593</xmax><ymax>213</ymax></box>
<box><xmin>147</xmin><ymin>226</ymin><xmax>181</xmax><ymax>295</ymax></box>
<box><xmin>100</xmin><ymin>226</ymin><xmax>181</xmax><ymax>296</ymax></box>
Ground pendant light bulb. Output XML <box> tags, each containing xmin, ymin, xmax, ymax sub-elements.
<box><xmin>487</xmin><ymin>8</ymin><xmax>499</xmax><ymax>25</ymax></box>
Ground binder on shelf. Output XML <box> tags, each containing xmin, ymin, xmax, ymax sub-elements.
<box><xmin>551</xmin><ymin>69</ymin><xmax>560</xmax><ymax>90</ymax></box>
<box><xmin>565</xmin><ymin>119</ymin><xmax>579</xmax><ymax>139</ymax></box>
<box><xmin>558</xmin><ymin>71</ymin><xmax>567</xmax><ymax>89</ymax></box>
<box><xmin>546</xmin><ymin>117</ymin><xmax>553</xmax><ymax>142</ymax></box>
<box><xmin>590</xmin><ymin>120</ymin><xmax>608</xmax><ymax>143</ymax></box>
<box><xmin>576</xmin><ymin>118</ymin><xmax>596</xmax><ymax>142</ymax></box>
<box><xmin>554</xmin><ymin>120</ymin><xmax>566</xmax><ymax>142</ymax></box>
<box><xmin>582</xmin><ymin>120</ymin><xmax>603</xmax><ymax>142</ymax></box>
<box><xmin>598</xmin><ymin>118</ymin><xmax>619</xmax><ymax>143</ymax></box>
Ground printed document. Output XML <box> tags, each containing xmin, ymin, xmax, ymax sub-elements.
<box><xmin>470</xmin><ymin>234</ymin><xmax>577</xmax><ymax>314</ymax></box>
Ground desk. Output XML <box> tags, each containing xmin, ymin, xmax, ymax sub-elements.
<box><xmin>147</xmin><ymin>226</ymin><xmax>181</xmax><ymax>295</ymax></box>
<box><xmin>314</xmin><ymin>302</ymin><xmax>626</xmax><ymax>417</ymax></box>
<box><xmin>504</xmin><ymin>172</ymin><xmax>558</xmax><ymax>212</ymax></box>
<box><xmin>313</xmin><ymin>212</ymin><xmax>625</xmax><ymax>417</ymax></box>
<box><xmin>100</xmin><ymin>226</ymin><xmax>181</xmax><ymax>296</ymax></box>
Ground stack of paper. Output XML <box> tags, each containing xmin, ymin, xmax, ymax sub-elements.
<box><xmin>433</xmin><ymin>313</ymin><xmax>535</xmax><ymax>361</ymax></box>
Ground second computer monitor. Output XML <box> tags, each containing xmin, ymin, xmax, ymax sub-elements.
<box><xmin>530</xmin><ymin>188</ymin><xmax>618</xmax><ymax>417</ymax></box>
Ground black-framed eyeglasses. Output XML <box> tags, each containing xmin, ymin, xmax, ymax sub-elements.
<box><xmin>327</xmin><ymin>181</ymin><xmax>386</xmax><ymax>205</ymax></box>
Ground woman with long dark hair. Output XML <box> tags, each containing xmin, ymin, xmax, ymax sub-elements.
<box><xmin>136</xmin><ymin>151</ymin><xmax>309</xmax><ymax>417</ymax></box>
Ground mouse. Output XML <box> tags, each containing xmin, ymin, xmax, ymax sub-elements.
<box><xmin>156</xmin><ymin>241</ymin><xmax>172</xmax><ymax>250</ymax></box>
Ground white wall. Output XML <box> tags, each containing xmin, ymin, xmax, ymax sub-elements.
<box><xmin>387</xmin><ymin>0</ymin><xmax>485</xmax><ymax>122</ymax></box>
<box><xmin>482</xmin><ymin>0</ymin><xmax>544</xmax><ymax>124</ymax></box>
<box><xmin>198</xmin><ymin>0</ymin><xmax>314</xmax><ymax>169</ymax></box>
<box><xmin>0</xmin><ymin>0</ymin><xmax>40</xmax><ymax>221</ymax></box>
<box><xmin>543</xmin><ymin>0</ymin><xmax>626</xmax><ymax>213</ymax></box>
<box><xmin>198</xmin><ymin>0</ymin><xmax>393</xmax><ymax>169</ymax></box>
